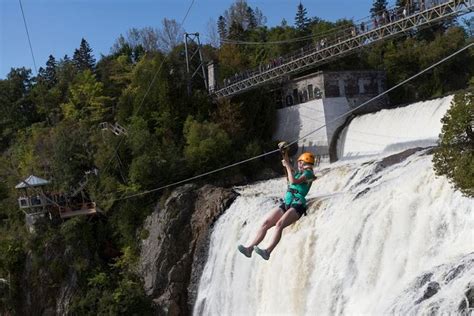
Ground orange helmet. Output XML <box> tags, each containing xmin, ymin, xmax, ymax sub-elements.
<box><xmin>298</xmin><ymin>152</ymin><xmax>315</xmax><ymax>165</ymax></box>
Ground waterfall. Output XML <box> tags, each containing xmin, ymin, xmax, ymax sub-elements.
<box><xmin>337</xmin><ymin>96</ymin><xmax>453</xmax><ymax>159</ymax></box>
<box><xmin>194</xmin><ymin>96</ymin><xmax>474</xmax><ymax>315</ymax></box>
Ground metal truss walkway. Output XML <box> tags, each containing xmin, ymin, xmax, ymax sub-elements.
<box><xmin>213</xmin><ymin>0</ymin><xmax>474</xmax><ymax>98</ymax></box>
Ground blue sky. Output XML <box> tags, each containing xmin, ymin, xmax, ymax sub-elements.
<box><xmin>0</xmin><ymin>0</ymin><xmax>396</xmax><ymax>78</ymax></box>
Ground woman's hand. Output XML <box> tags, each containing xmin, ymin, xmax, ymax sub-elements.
<box><xmin>281</xmin><ymin>159</ymin><xmax>290</xmax><ymax>168</ymax></box>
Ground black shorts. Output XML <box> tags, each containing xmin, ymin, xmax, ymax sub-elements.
<box><xmin>279</xmin><ymin>203</ymin><xmax>307</xmax><ymax>218</ymax></box>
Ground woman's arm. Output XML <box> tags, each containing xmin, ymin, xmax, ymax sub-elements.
<box><xmin>282</xmin><ymin>160</ymin><xmax>309</xmax><ymax>184</ymax></box>
<box><xmin>288</xmin><ymin>172</ymin><xmax>308</xmax><ymax>184</ymax></box>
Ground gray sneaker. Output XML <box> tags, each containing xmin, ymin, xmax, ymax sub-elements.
<box><xmin>254</xmin><ymin>246</ymin><xmax>270</xmax><ymax>260</ymax></box>
<box><xmin>238</xmin><ymin>245</ymin><xmax>252</xmax><ymax>258</ymax></box>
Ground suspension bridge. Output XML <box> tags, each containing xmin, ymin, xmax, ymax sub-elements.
<box><xmin>212</xmin><ymin>0</ymin><xmax>474</xmax><ymax>98</ymax></box>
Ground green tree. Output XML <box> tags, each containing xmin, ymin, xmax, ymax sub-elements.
<box><xmin>295</xmin><ymin>2</ymin><xmax>311</xmax><ymax>33</ymax></box>
<box><xmin>61</xmin><ymin>70</ymin><xmax>111</xmax><ymax>123</ymax></box>
<box><xmin>95</xmin><ymin>54</ymin><xmax>133</xmax><ymax>101</ymax></box>
<box><xmin>217</xmin><ymin>15</ymin><xmax>227</xmax><ymax>40</ymax></box>
<box><xmin>0</xmin><ymin>68</ymin><xmax>39</xmax><ymax>148</ymax></box>
<box><xmin>228</xmin><ymin>20</ymin><xmax>245</xmax><ymax>40</ymax></box>
<box><xmin>111</xmin><ymin>27</ymin><xmax>160</xmax><ymax>56</ymax></box>
<box><xmin>73</xmin><ymin>38</ymin><xmax>96</xmax><ymax>72</ymax></box>
<box><xmin>56</xmin><ymin>55</ymin><xmax>78</xmax><ymax>101</ymax></box>
<box><xmin>50</xmin><ymin>121</ymin><xmax>95</xmax><ymax>190</ymax></box>
<box><xmin>117</xmin><ymin>53</ymin><xmax>170</xmax><ymax>120</ymax></box>
<box><xmin>246</xmin><ymin>7</ymin><xmax>257</xmax><ymax>29</ymax></box>
<box><xmin>37</xmin><ymin>55</ymin><xmax>58</xmax><ymax>88</ymax></box>
<box><xmin>183</xmin><ymin>116</ymin><xmax>232</xmax><ymax>170</ymax></box>
<box><xmin>433</xmin><ymin>91</ymin><xmax>474</xmax><ymax>197</ymax></box>
<box><xmin>370</xmin><ymin>0</ymin><xmax>388</xmax><ymax>17</ymax></box>
<box><xmin>0</xmin><ymin>237</ymin><xmax>25</xmax><ymax>313</ymax></box>
<box><xmin>221</xmin><ymin>0</ymin><xmax>266</xmax><ymax>37</ymax></box>
<box><xmin>217</xmin><ymin>43</ymin><xmax>249</xmax><ymax>80</ymax></box>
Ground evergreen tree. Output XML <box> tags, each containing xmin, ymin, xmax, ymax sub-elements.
<box><xmin>253</xmin><ymin>7</ymin><xmax>266</xmax><ymax>27</ymax></box>
<box><xmin>217</xmin><ymin>16</ymin><xmax>227</xmax><ymax>40</ymax></box>
<box><xmin>295</xmin><ymin>2</ymin><xmax>310</xmax><ymax>32</ymax></box>
<box><xmin>246</xmin><ymin>7</ymin><xmax>257</xmax><ymax>29</ymax></box>
<box><xmin>56</xmin><ymin>55</ymin><xmax>77</xmax><ymax>102</ymax></box>
<box><xmin>370</xmin><ymin>0</ymin><xmax>388</xmax><ymax>17</ymax></box>
<box><xmin>73</xmin><ymin>38</ymin><xmax>96</xmax><ymax>72</ymax></box>
<box><xmin>433</xmin><ymin>91</ymin><xmax>474</xmax><ymax>197</ymax></box>
<box><xmin>44</xmin><ymin>55</ymin><xmax>58</xmax><ymax>87</ymax></box>
<box><xmin>0</xmin><ymin>68</ymin><xmax>38</xmax><ymax>146</ymax></box>
<box><xmin>36</xmin><ymin>67</ymin><xmax>47</xmax><ymax>83</ymax></box>
<box><xmin>228</xmin><ymin>20</ymin><xmax>245</xmax><ymax>40</ymax></box>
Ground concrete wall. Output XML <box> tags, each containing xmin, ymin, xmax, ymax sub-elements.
<box><xmin>323</xmin><ymin>71</ymin><xmax>385</xmax><ymax>98</ymax></box>
<box><xmin>273</xmin><ymin>97</ymin><xmax>352</xmax><ymax>162</ymax></box>
<box><xmin>207</xmin><ymin>62</ymin><xmax>217</xmax><ymax>93</ymax></box>
<box><xmin>281</xmin><ymin>71</ymin><xmax>388</xmax><ymax>110</ymax></box>
<box><xmin>274</xmin><ymin>70</ymin><xmax>390</xmax><ymax>162</ymax></box>
<box><xmin>282</xmin><ymin>74</ymin><xmax>325</xmax><ymax>105</ymax></box>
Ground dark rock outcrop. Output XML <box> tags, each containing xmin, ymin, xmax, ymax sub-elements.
<box><xmin>458</xmin><ymin>285</ymin><xmax>474</xmax><ymax>313</ymax></box>
<box><xmin>354</xmin><ymin>187</ymin><xmax>371</xmax><ymax>200</ymax></box>
<box><xmin>415</xmin><ymin>281</ymin><xmax>440</xmax><ymax>304</ymax></box>
<box><xmin>374</xmin><ymin>147</ymin><xmax>427</xmax><ymax>174</ymax></box>
<box><xmin>138</xmin><ymin>184</ymin><xmax>238</xmax><ymax>315</ymax></box>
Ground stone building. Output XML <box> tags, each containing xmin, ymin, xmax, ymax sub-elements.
<box><xmin>281</xmin><ymin>70</ymin><xmax>388</xmax><ymax>112</ymax></box>
<box><xmin>274</xmin><ymin>70</ymin><xmax>390</xmax><ymax>162</ymax></box>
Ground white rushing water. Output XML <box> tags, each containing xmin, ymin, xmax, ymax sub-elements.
<box><xmin>194</xmin><ymin>96</ymin><xmax>474</xmax><ymax>315</ymax></box>
<box><xmin>337</xmin><ymin>96</ymin><xmax>453</xmax><ymax>159</ymax></box>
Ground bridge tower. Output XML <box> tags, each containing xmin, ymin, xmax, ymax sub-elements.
<box><xmin>184</xmin><ymin>32</ymin><xmax>208</xmax><ymax>95</ymax></box>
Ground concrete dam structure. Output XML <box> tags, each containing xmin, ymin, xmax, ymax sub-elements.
<box><xmin>273</xmin><ymin>70</ymin><xmax>388</xmax><ymax>162</ymax></box>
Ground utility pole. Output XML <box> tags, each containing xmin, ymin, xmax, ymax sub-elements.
<box><xmin>184</xmin><ymin>32</ymin><xmax>208</xmax><ymax>95</ymax></box>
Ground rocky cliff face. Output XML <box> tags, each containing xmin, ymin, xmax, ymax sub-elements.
<box><xmin>138</xmin><ymin>184</ymin><xmax>238</xmax><ymax>315</ymax></box>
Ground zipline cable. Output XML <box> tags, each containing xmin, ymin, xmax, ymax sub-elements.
<box><xmin>18</xmin><ymin>0</ymin><xmax>37</xmax><ymax>74</ymax></box>
<box><xmin>113</xmin><ymin>148</ymin><xmax>281</xmax><ymax>201</ymax></box>
<box><xmin>112</xmin><ymin>42</ymin><xmax>473</xmax><ymax>202</ymax></box>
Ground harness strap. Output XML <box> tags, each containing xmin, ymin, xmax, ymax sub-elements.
<box><xmin>287</xmin><ymin>188</ymin><xmax>299</xmax><ymax>194</ymax></box>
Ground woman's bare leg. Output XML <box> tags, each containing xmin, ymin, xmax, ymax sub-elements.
<box><xmin>247</xmin><ymin>207</ymin><xmax>283</xmax><ymax>248</ymax></box>
<box><xmin>265</xmin><ymin>208</ymin><xmax>300</xmax><ymax>254</ymax></box>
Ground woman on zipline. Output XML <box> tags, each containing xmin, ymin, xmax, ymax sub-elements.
<box><xmin>238</xmin><ymin>151</ymin><xmax>316</xmax><ymax>260</ymax></box>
